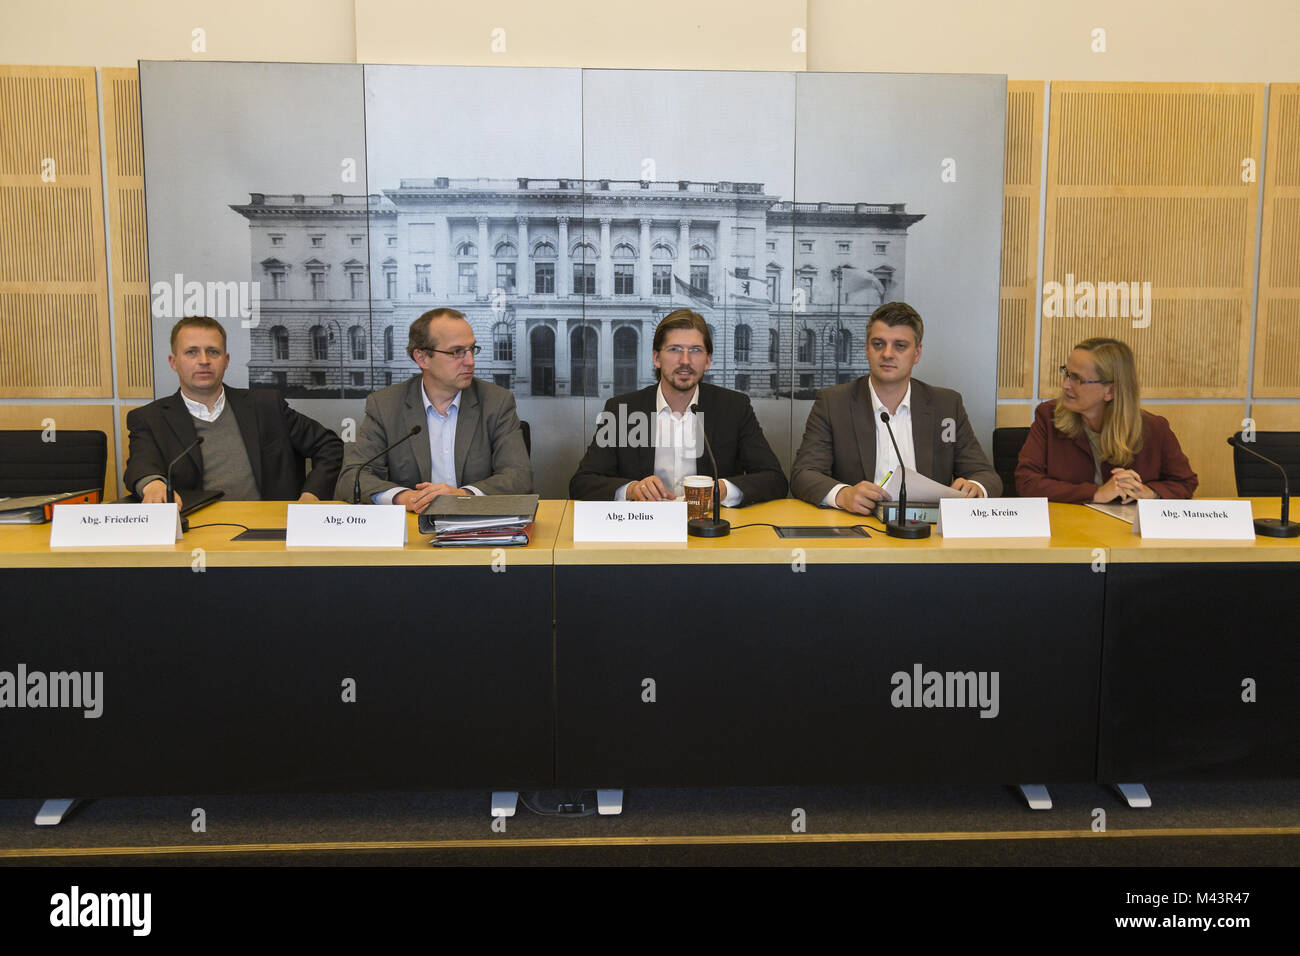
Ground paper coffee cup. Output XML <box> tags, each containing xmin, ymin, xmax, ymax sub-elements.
<box><xmin>683</xmin><ymin>475</ymin><xmax>714</xmax><ymax>521</ymax></box>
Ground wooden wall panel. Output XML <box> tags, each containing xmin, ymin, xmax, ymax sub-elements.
<box><xmin>1148</xmin><ymin>404</ymin><xmax>1247</xmax><ymax>499</ymax></box>
<box><xmin>1254</xmin><ymin>84</ymin><xmax>1300</xmax><ymax>397</ymax></box>
<box><xmin>995</xmin><ymin>403</ymin><xmax>1033</xmax><ymax>427</ymax></box>
<box><xmin>0</xmin><ymin>66</ymin><xmax>110</xmax><ymax>397</ymax></box>
<box><xmin>103</xmin><ymin>67</ymin><xmax>152</xmax><ymax>398</ymax></box>
<box><xmin>0</xmin><ymin>404</ymin><xmax>117</xmax><ymax>499</ymax></box>
<box><xmin>997</xmin><ymin>81</ymin><xmax>1043</xmax><ymax>398</ymax></box>
<box><xmin>1041</xmin><ymin>83</ymin><xmax>1264</xmax><ymax>400</ymax></box>
<box><xmin>1249</xmin><ymin>404</ymin><xmax>1300</xmax><ymax>430</ymax></box>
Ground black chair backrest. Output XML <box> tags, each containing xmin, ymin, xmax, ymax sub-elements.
<box><xmin>991</xmin><ymin>426</ymin><xmax>1030</xmax><ymax>498</ymax></box>
<box><xmin>519</xmin><ymin>420</ymin><xmax>531</xmax><ymax>457</ymax></box>
<box><xmin>1232</xmin><ymin>430</ymin><xmax>1300</xmax><ymax>496</ymax></box>
<box><xmin>0</xmin><ymin>430</ymin><xmax>108</xmax><ymax>498</ymax></box>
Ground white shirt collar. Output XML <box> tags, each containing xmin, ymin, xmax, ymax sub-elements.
<box><xmin>422</xmin><ymin>384</ymin><xmax>462</xmax><ymax>418</ymax></box>
<box><xmin>868</xmin><ymin>379</ymin><xmax>912</xmax><ymax>417</ymax></box>
<box><xmin>656</xmin><ymin>383</ymin><xmax>700</xmax><ymax>417</ymax></box>
<box><xmin>181</xmin><ymin>388</ymin><xmax>225</xmax><ymax>423</ymax></box>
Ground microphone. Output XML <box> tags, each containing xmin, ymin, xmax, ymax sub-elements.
<box><xmin>164</xmin><ymin>436</ymin><xmax>204</xmax><ymax>533</ymax></box>
<box><xmin>166</xmin><ymin>436</ymin><xmax>204</xmax><ymax>505</ymax></box>
<box><xmin>687</xmin><ymin>403</ymin><xmax>730</xmax><ymax>538</ymax></box>
<box><xmin>354</xmin><ymin>425</ymin><xmax>422</xmax><ymax>504</ymax></box>
<box><xmin>879</xmin><ymin>411</ymin><xmax>930</xmax><ymax>539</ymax></box>
<box><xmin>1226</xmin><ymin>435</ymin><xmax>1299</xmax><ymax>537</ymax></box>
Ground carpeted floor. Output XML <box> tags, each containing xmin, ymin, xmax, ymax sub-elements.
<box><xmin>1</xmin><ymin>780</ymin><xmax>1296</xmax><ymax>866</ymax></box>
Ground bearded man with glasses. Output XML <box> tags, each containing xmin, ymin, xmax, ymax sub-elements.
<box><xmin>337</xmin><ymin>308</ymin><xmax>533</xmax><ymax>509</ymax></box>
<box><xmin>569</xmin><ymin>309</ymin><xmax>787</xmax><ymax>505</ymax></box>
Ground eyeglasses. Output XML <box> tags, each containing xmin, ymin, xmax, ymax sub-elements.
<box><xmin>1059</xmin><ymin>365</ymin><xmax>1109</xmax><ymax>386</ymax></box>
<box><xmin>422</xmin><ymin>345</ymin><xmax>481</xmax><ymax>360</ymax></box>
<box><xmin>661</xmin><ymin>346</ymin><xmax>707</xmax><ymax>357</ymax></box>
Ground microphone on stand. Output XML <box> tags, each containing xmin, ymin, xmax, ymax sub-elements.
<box><xmin>166</xmin><ymin>437</ymin><xmax>204</xmax><ymax>532</ymax></box>
<box><xmin>687</xmin><ymin>403</ymin><xmax>730</xmax><ymax>538</ymax></box>
<box><xmin>879</xmin><ymin>411</ymin><xmax>930</xmax><ymax>539</ymax></box>
<box><xmin>354</xmin><ymin>426</ymin><xmax>423</xmax><ymax>504</ymax></box>
<box><xmin>165</xmin><ymin>436</ymin><xmax>204</xmax><ymax>504</ymax></box>
<box><xmin>1226</xmin><ymin>435</ymin><xmax>1299</xmax><ymax>537</ymax></box>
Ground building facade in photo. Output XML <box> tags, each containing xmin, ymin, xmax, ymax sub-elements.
<box><xmin>230</xmin><ymin>178</ymin><xmax>923</xmax><ymax>399</ymax></box>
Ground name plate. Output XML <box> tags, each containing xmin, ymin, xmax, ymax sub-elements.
<box><xmin>286</xmin><ymin>504</ymin><xmax>407</xmax><ymax>547</ymax></box>
<box><xmin>1133</xmin><ymin>499</ymin><xmax>1254</xmax><ymax>540</ymax></box>
<box><xmin>573</xmin><ymin>501</ymin><xmax>687</xmax><ymax>542</ymax></box>
<box><xmin>50</xmin><ymin>504</ymin><xmax>181</xmax><ymax>547</ymax></box>
<box><xmin>937</xmin><ymin>497</ymin><xmax>1050</xmax><ymax>537</ymax></box>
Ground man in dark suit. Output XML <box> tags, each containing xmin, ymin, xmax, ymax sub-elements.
<box><xmin>124</xmin><ymin>316</ymin><xmax>343</xmax><ymax>506</ymax></box>
<box><xmin>569</xmin><ymin>309</ymin><xmax>787</xmax><ymax>505</ymax></box>
<box><xmin>791</xmin><ymin>301</ymin><xmax>1000</xmax><ymax>513</ymax></box>
<box><xmin>336</xmin><ymin>308</ymin><xmax>533</xmax><ymax>508</ymax></box>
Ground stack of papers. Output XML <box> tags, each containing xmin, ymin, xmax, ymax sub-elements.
<box><xmin>881</xmin><ymin>467</ymin><xmax>963</xmax><ymax>501</ymax></box>
<box><xmin>418</xmin><ymin>494</ymin><xmax>540</xmax><ymax>547</ymax></box>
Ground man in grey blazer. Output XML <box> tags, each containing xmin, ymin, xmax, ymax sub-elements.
<box><xmin>336</xmin><ymin>308</ymin><xmax>533</xmax><ymax>508</ymax></box>
<box><xmin>791</xmin><ymin>301</ymin><xmax>1000</xmax><ymax>514</ymax></box>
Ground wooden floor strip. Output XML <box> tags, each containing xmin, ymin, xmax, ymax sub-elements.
<box><xmin>2</xmin><ymin>825</ymin><xmax>1297</xmax><ymax>859</ymax></box>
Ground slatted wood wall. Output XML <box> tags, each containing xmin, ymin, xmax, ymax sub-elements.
<box><xmin>1039</xmin><ymin>83</ymin><xmax>1264</xmax><ymax>400</ymax></box>
<box><xmin>102</xmin><ymin>67</ymin><xmax>152</xmax><ymax>399</ymax></box>
<box><xmin>997</xmin><ymin>81</ymin><xmax>1043</xmax><ymax>399</ymax></box>
<box><xmin>0</xmin><ymin>67</ymin><xmax>112</xmax><ymax>398</ymax></box>
<box><xmin>1255</xmin><ymin>83</ymin><xmax>1300</xmax><ymax>397</ymax></box>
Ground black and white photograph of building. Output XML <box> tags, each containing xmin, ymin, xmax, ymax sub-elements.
<box><xmin>229</xmin><ymin>176</ymin><xmax>922</xmax><ymax>400</ymax></box>
<box><xmin>140</xmin><ymin>63</ymin><xmax>1005</xmax><ymax>496</ymax></box>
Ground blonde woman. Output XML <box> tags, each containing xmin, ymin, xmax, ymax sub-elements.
<box><xmin>1015</xmin><ymin>338</ymin><xmax>1198</xmax><ymax>503</ymax></box>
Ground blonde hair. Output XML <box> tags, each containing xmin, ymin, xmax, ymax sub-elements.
<box><xmin>1053</xmin><ymin>337</ymin><xmax>1144</xmax><ymax>466</ymax></box>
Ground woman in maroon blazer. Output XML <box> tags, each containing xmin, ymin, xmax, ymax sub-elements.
<box><xmin>1015</xmin><ymin>337</ymin><xmax>1198</xmax><ymax>503</ymax></box>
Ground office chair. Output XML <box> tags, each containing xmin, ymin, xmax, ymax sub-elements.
<box><xmin>1231</xmin><ymin>430</ymin><xmax>1300</xmax><ymax>496</ymax></box>
<box><xmin>0</xmin><ymin>429</ymin><xmax>108</xmax><ymax>497</ymax></box>
<box><xmin>991</xmin><ymin>426</ymin><xmax>1030</xmax><ymax>498</ymax></box>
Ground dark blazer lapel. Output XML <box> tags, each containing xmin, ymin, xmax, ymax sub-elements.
<box><xmin>850</xmin><ymin>377</ymin><xmax>877</xmax><ymax>482</ymax></box>
<box><xmin>405</xmin><ymin>376</ymin><xmax>433</xmax><ymax>483</ymax></box>
<box><xmin>224</xmin><ymin>387</ymin><xmax>264</xmax><ymax>492</ymax></box>
<box><xmin>909</xmin><ymin>382</ymin><xmax>935</xmax><ymax>478</ymax></box>
<box><xmin>162</xmin><ymin>391</ymin><xmax>202</xmax><ymax>478</ymax></box>
<box><xmin>634</xmin><ymin>384</ymin><xmax>658</xmax><ymax>479</ymax></box>
<box><xmin>453</xmin><ymin>380</ymin><xmax>481</xmax><ymax>486</ymax></box>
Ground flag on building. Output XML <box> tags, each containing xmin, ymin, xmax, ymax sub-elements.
<box><xmin>727</xmin><ymin>268</ymin><xmax>771</xmax><ymax>305</ymax></box>
<box><xmin>674</xmin><ymin>274</ymin><xmax>714</xmax><ymax>308</ymax></box>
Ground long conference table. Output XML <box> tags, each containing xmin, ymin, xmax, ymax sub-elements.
<box><xmin>1</xmin><ymin>498</ymin><xmax>1295</xmax><ymax>805</ymax></box>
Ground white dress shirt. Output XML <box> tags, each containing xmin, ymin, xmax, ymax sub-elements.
<box><xmin>615</xmin><ymin>385</ymin><xmax>743</xmax><ymax>506</ymax></box>
<box><xmin>181</xmin><ymin>388</ymin><xmax>226</xmax><ymax>422</ymax></box>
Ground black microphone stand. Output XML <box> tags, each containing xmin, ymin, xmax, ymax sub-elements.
<box><xmin>354</xmin><ymin>426</ymin><xmax>423</xmax><ymax>504</ymax></box>
<box><xmin>880</xmin><ymin>411</ymin><xmax>930</xmax><ymax>539</ymax></box>
<box><xmin>1227</xmin><ymin>435</ymin><xmax>1300</xmax><ymax>537</ymax></box>
<box><xmin>688</xmin><ymin>404</ymin><xmax>730</xmax><ymax>538</ymax></box>
<box><xmin>166</xmin><ymin>436</ymin><xmax>204</xmax><ymax>532</ymax></box>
